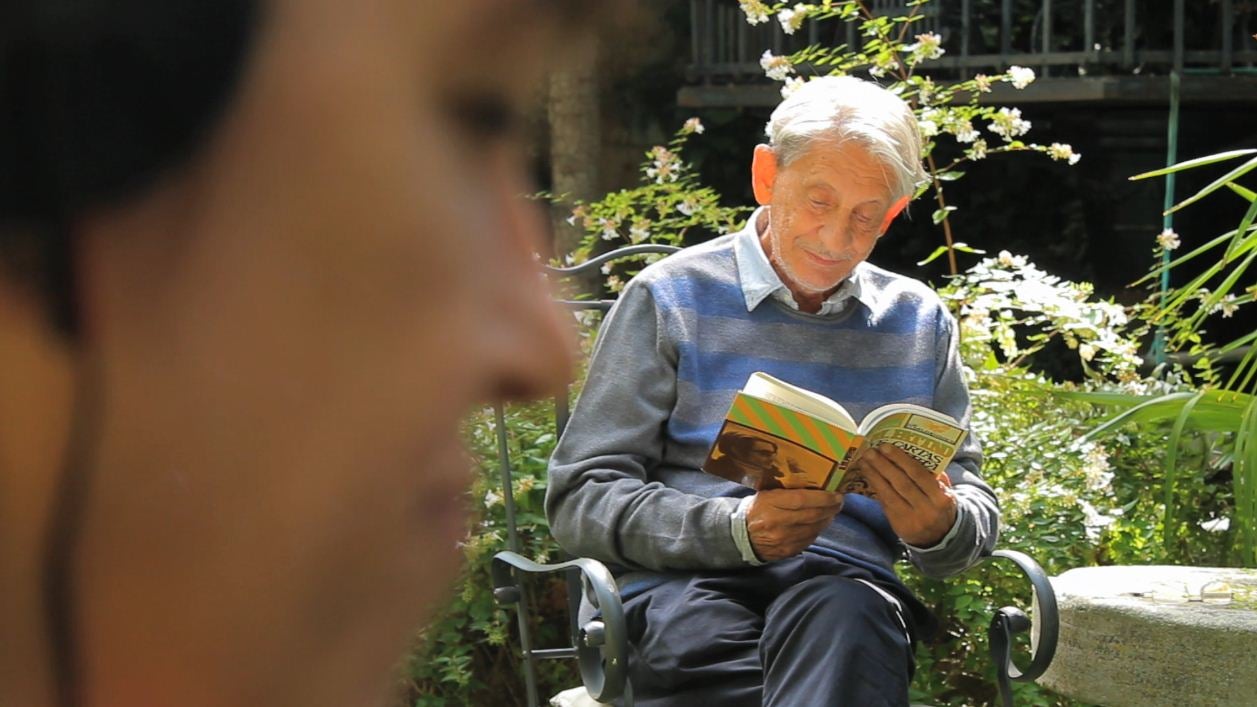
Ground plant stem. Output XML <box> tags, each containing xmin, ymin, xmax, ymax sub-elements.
<box><xmin>926</xmin><ymin>153</ymin><xmax>959</xmax><ymax>275</ymax></box>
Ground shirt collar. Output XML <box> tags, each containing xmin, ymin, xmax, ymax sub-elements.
<box><xmin>732</xmin><ymin>206</ymin><xmax>869</xmax><ymax>315</ymax></box>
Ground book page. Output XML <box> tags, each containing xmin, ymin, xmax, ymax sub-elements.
<box><xmin>742</xmin><ymin>372</ymin><xmax>858</xmax><ymax>432</ymax></box>
<box><xmin>859</xmin><ymin>408</ymin><xmax>965</xmax><ymax>474</ymax></box>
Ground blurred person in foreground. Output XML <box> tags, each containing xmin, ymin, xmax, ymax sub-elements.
<box><xmin>547</xmin><ymin>76</ymin><xmax>1000</xmax><ymax>706</ymax></box>
<box><xmin>0</xmin><ymin>1</ymin><xmax>583</xmax><ymax>705</ymax></box>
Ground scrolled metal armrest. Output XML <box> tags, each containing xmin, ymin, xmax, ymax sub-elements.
<box><xmin>492</xmin><ymin>551</ymin><xmax>629</xmax><ymax>704</ymax></box>
<box><xmin>982</xmin><ymin>549</ymin><xmax>1059</xmax><ymax>707</ymax></box>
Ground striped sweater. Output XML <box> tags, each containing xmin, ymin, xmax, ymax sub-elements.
<box><xmin>546</xmin><ymin>215</ymin><xmax>999</xmax><ymax>587</ymax></box>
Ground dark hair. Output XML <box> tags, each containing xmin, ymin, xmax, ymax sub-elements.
<box><xmin>718</xmin><ymin>431</ymin><xmax>778</xmax><ymax>460</ymax></box>
<box><xmin>0</xmin><ymin>0</ymin><xmax>261</xmax><ymax>331</ymax></box>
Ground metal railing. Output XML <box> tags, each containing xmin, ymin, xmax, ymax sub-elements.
<box><xmin>689</xmin><ymin>0</ymin><xmax>1257</xmax><ymax>83</ymax></box>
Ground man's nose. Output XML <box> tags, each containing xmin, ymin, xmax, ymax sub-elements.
<box><xmin>816</xmin><ymin>214</ymin><xmax>853</xmax><ymax>252</ymax></box>
<box><xmin>477</xmin><ymin>184</ymin><xmax>576</xmax><ymax>402</ymax></box>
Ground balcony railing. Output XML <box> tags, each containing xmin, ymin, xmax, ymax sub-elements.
<box><xmin>688</xmin><ymin>0</ymin><xmax>1257</xmax><ymax>84</ymax></box>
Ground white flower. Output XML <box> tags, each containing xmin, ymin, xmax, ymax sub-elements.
<box><xmin>1048</xmin><ymin>142</ymin><xmax>1081</xmax><ymax>165</ymax></box>
<box><xmin>973</xmin><ymin>74</ymin><xmax>993</xmax><ymax>93</ymax></box>
<box><xmin>780</xmin><ymin>76</ymin><xmax>807</xmax><ymax>99</ymax></box>
<box><xmin>1201</xmin><ymin>517</ymin><xmax>1231</xmax><ymax>533</ymax></box>
<box><xmin>600</xmin><ymin>262</ymin><xmax>613</xmax><ymax>275</ymax></box>
<box><xmin>966</xmin><ymin>138</ymin><xmax>989</xmax><ymax>160</ymax></box>
<box><xmin>1079</xmin><ymin>499</ymin><xmax>1116</xmax><ymax>541</ymax></box>
<box><xmin>867</xmin><ymin>55</ymin><xmax>900</xmax><ymax>80</ymax></box>
<box><xmin>1220</xmin><ymin>294</ymin><xmax>1240</xmax><ymax>318</ymax></box>
<box><xmin>677</xmin><ymin>199</ymin><xmax>697</xmax><ymax>216</ymax></box>
<box><xmin>598</xmin><ymin>217</ymin><xmax>619</xmax><ymax>241</ymax></box>
<box><xmin>573</xmin><ymin>310</ymin><xmax>599</xmax><ymax>328</ymax></box>
<box><xmin>646</xmin><ymin>145</ymin><xmax>681</xmax><ymax>184</ymax></box>
<box><xmin>997</xmin><ymin>250</ymin><xmax>1017</xmax><ymax>267</ymax></box>
<box><xmin>905</xmin><ymin>32</ymin><xmax>945</xmax><ymax>61</ymax></box>
<box><xmin>1156</xmin><ymin>228</ymin><xmax>1181</xmax><ymax>251</ymax></box>
<box><xmin>918</xmin><ymin>108</ymin><xmax>941</xmax><ymax>137</ymax></box>
<box><xmin>739</xmin><ymin>0</ymin><xmax>770</xmax><ymax>25</ymax></box>
<box><xmin>1079</xmin><ymin>342</ymin><xmax>1097</xmax><ymax>362</ymax></box>
<box><xmin>1081</xmin><ymin>444</ymin><xmax>1113</xmax><ymax>491</ymax></box>
<box><xmin>682</xmin><ymin>117</ymin><xmax>705</xmax><ymax>135</ymax></box>
<box><xmin>988</xmin><ymin>107</ymin><xmax>1031</xmax><ymax>139</ymax></box>
<box><xmin>483</xmin><ymin>490</ymin><xmax>503</xmax><ymax>508</ymax></box>
<box><xmin>953</xmin><ymin>120</ymin><xmax>979</xmax><ymax>143</ymax></box>
<box><xmin>760</xmin><ymin>50</ymin><xmax>793</xmax><ymax>81</ymax></box>
<box><xmin>1008</xmin><ymin>65</ymin><xmax>1036</xmax><ymax>89</ymax></box>
<box><xmin>629</xmin><ymin>223</ymin><xmax>650</xmax><ymax>243</ymax></box>
<box><xmin>777</xmin><ymin>4</ymin><xmax>808</xmax><ymax>35</ymax></box>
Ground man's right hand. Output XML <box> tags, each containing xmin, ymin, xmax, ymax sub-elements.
<box><xmin>746</xmin><ymin>489</ymin><xmax>844</xmax><ymax>562</ymax></box>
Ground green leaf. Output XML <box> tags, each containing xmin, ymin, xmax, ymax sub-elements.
<box><xmin>1162</xmin><ymin>390</ymin><xmax>1206</xmax><ymax>550</ymax></box>
<box><xmin>932</xmin><ymin>206</ymin><xmax>957</xmax><ymax>224</ymax></box>
<box><xmin>1225</xmin><ymin>197</ymin><xmax>1257</xmax><ymax>261</ymax></box>
<box><xmin>1129</xmin><ymin>148</ymin><xmax>1257</xmax><ymax>180</ymax></box>
<box><xmin>1228</xmin><ymin>182</ymin><xmax>1257</xmax><ymax>203</ymax></box>
<box><xmin>1165</xmin><ymin>155</ymin><xmax>1257</xmax><ymax>215</ymax></box>
<box><xmin>936</xmin><ymin>170</ymin><xmax>966</xmax><ymax>182</ymax></box>
<box><xmin>917</xmin><ymin>245</ymin><xmax>951</xmax><ymax>265</ymax></box>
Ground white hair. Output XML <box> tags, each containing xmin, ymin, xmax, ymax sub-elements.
<box><xmin>765</xmin><ymin>76</ymin><xmax>927</xmax><ymax>200</ymax></box>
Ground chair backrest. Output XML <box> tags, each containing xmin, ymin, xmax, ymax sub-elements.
<box><xmin>493</xmin><ymin>244</ymin><xmax>680</xmax><ymax>707</ymax></box>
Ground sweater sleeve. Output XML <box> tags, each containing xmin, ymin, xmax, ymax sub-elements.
<box><xmin>905</xmin><ymin>309</ymin><xmax>1001</xmax><ymax>578</ymax></box>
<box><xmin>544</xmin><ymin>278</ymin><xmax>746</xmax><ymax>571</ymax></box>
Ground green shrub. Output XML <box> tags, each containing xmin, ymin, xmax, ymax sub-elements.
<box><xmin>402</xmin><ymin>401</ymin><xmax>577</xmax><ymax>706</ymax></box>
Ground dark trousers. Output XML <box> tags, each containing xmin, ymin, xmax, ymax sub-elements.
<box><xmin>620</xmin><ymin>554</ymin><xmax>926</xmax><ymax>707</ymax></box>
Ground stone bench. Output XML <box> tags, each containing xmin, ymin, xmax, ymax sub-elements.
<box><xmin>1038</xmin><ymin>565</ymin><xmax>1257</xmax><ymax>707</ymax></box>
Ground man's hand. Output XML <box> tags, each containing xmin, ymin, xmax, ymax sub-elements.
<box><xmin>854</xmin><ymin>444</ymin><xmax>957</xmax><ymax>547</ymax></box>
<box><xmin>746</xmin><ymin>489</ymin><xmax>844</xmax><ymax>562</ymax></box>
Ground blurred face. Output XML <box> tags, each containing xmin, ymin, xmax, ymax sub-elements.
<box><xmin>71</xmin><ymin>1</ymin><xmax>574</xmax><ymax>704</ymax></box>
<box><xmin>752</xmin><ymin>141</ymin><xmax>899</xmax><ymax>299</ymax></box>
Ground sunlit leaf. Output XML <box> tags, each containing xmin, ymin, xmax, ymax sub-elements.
<box><xmin>1129</xmin><ymin>149</ymin><xmax>1257</xmax><ymax>180</ymax></box>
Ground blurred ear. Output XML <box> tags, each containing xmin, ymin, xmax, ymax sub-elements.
<box><xmin>877</xmin><ymin>195</ymin><xmax>911</xmax><ymax>235</ymax></box>
<box><xmin>751</xmin><ymin>145</ymin><xmax>778</xmax><ymax>206</ymax></box>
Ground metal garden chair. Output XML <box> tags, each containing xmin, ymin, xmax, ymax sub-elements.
<box><xmin>491</xmin><ymin>244</ymin><xmax>1059</xmax><ymax>707</ymax></box>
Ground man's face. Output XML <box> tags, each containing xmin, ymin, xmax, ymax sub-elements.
<box><xmin>747</xmin><ymin>440</ymin><xmax>778</xmax><ymax>468</ymax></box>
<box><xmin>759</xmin><ymin>141</ymin><xmax>896</xmax><ymax>295</ymax></box>
<box><xmin>74</xmin><ymin>1</ymin><xmax>575</xmax><ymax>703</ymax></box>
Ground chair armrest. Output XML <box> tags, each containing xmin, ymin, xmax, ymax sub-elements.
<box><xmin>980</xmin><ymin>549</ymin><xmax>1059</xmax><ymax>707</ymax></box>
<box><xmin>492</xmin><ymin>551</ymin><xmax>629</xmax><ymax>704</ymax></box>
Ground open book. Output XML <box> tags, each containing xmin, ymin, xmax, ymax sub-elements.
<box><xmin>701</xmin><ymin>372</ymin><xmax>966</xmax><ymax>495</ymax></box>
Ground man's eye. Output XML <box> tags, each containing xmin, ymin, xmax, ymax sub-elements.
<box><xmin>447</xmin><ymin>93</ymin><xmax>522</xmax><ymax>141</ymax></box>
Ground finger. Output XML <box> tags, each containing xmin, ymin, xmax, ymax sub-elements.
<box><xmin>759</xmin><ymin>499</ymin><xmax>843</xmax><ymax>526</ymax></box>
<box><xmin>857</xmin><ymin>461</ymin><xmax>912</xmax><ymax>513</ymax></box>
<box><xmin>875</xmin><ymin>444</ymin><xmax>943</xmax><ymax>494</ymax></box>
<box><xmin>762</xmin><ymin>489</ymin><xmax>844</xmax><ymax>511</ymax></box>
<box><xmin>861</xmin><ymin>447</ymin><xmax>931</xmax><ymax>507</ymax></box>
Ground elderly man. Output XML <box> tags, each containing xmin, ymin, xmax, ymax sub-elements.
<box><xmin>547</xmin><ymin>76</ymin><xmax>999</xmax><ymax>706</ymax></box>
<box><xmin>0</xmin><ymin>1</ymin><xmax>583</xmax><ymax>705</ymax></box>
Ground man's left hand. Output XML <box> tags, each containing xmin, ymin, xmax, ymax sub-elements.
<box><xmin>854</xmin><ymin>444</ymin><xmax>957</xmax><ymax>547</ymax></box>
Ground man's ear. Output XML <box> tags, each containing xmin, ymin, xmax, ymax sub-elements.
<box><xmin>751</xmin><ymin>145</ymin><xmax>778</xmax><ymax>206</ymax></box>
<box><xmin>878</xmin><ymin>195</ymin><xmax>911</xmax><ymax>235</ymax></box>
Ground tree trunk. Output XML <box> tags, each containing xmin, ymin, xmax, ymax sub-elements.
<box><xmin>547</xmin><ymin>39</ymin><xmax>602</xmax><ymax>277</ymax></box>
